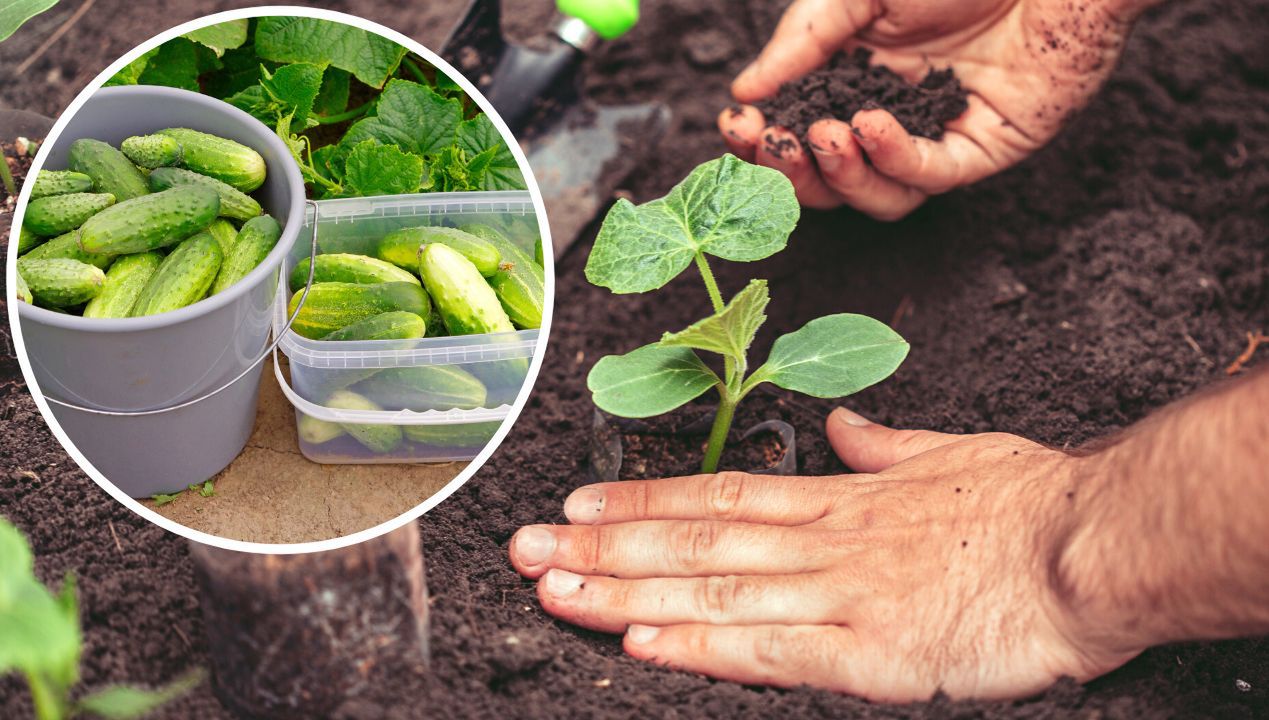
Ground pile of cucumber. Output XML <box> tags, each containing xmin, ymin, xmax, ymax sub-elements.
<box><xmin>15</xmin><ymin>129</ymin><xmax>281</xmax><ymax>317</ymax></box>
<box><xmin>289</xmin><ymin>223</ymin><xmax>545</xmax><ymax>456</ymax></box>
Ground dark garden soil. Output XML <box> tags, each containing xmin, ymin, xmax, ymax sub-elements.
<box><xmin>2</xmin><ymin>0</ymin><xmax>1268</xmax><ymax>718</ymax></box>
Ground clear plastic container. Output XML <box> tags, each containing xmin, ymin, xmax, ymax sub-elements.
<box><xmin>271</xmin><ymin>192</ymin><xmax>542</xmax><ymax>464</ymax></box>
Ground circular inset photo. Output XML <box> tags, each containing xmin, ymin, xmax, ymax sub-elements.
<box><xmin>7</xmin><ymin>8</ymin><xmax>552</xmax><ymax>550</ymax></box>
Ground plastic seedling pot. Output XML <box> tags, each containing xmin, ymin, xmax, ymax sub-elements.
<box><xmin>15</xmin><ymin>87</ymin><xmax>306</xmax><ymax>497</ymax></box>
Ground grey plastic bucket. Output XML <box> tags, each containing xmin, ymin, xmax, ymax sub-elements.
<box><xmin>15</xmin><ymin>86</ymin><xmax>305</xmax><ymax>497</ymax></box>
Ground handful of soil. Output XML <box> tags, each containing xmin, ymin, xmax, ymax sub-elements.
<box><xmin>756</xmin><ymin>48</ymin><xmax>969</xmax><ymax>143</ymax></box>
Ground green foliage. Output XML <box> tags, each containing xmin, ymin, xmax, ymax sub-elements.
<box><xmin>105</xmin><ymin>17</ymin><xmax>525</xmax><ymax>200</ymax></box>
<box><xmin>0</xmin><ymin>0</ymin><xmax>58</xmax><ymax>43</ymax></box>
<box><xmin>0</xmin><ymin>517</ymin><xmax>201</xmax><ymax>719</ymax></box>
<box><xmin>584</xmin><ymin>154</ymin><xmax>908</xmax><ymax>472</ymax></box>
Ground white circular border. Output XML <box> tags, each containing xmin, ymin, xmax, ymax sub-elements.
<box><xmin>5</xmin><ymin>6</ymin><xmax>556</xmax><ymax>555</ymax></box>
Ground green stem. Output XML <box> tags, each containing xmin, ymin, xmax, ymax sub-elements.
<box><xmin>0</xmin><ymin>150</ymin><xmax>16</xmax><ymax>198</ymax></box>
<box><xmin>26</xmin><ymin>673</ymin><xmax>65</xmax><ymax>720</ymax></box>
<box><xmin>403</xmin><ymin>57</ymin><xmax>429</xmax><ymax>85</ymax></box>
<box><xmin>694</xmin><ymin>253</ymin><xmax>724</xmax><ymax>313</ymax></box>
<box><xmin>315</xmin><ymin>99</ymin><xmax>373</xmax><ymax>125</ymax></box>
<box><xmin>701</xmin><ymin>390</ymin><xmax>738</xmax><ymax>474</ymax></box>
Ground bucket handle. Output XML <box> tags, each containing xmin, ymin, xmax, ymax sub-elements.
<box><xmin>42</xmin><ymin>200</ymin><xmax>323</xmax><ymax>417</ymax></box>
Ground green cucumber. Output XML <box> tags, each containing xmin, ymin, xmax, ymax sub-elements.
<box><xmin>379</xmin><ymin>226</ymin><xmax>501</xmax><ymax>277</ymax></box>
<box><xmin>211</xmin><ymin>214</ymin><xmax>281</xmax><ymax>294</ymax></box>
<box><xmin>67</xmin><ymin>138</ymin><xmax>150</xmax><ymax>201</ymax></box>
<box><xmin>17</xmin><ymin>226</ymin><xmax>46</xmax><ymax>255</ymax></box>
<box><xmin>130</xmin><ymin>233</ymin><xmax>223</xmax><ymax>316</ymax></box>
<box><xmin>21</xmin><ymin>231</ymin><xmax>114</xmax><ymax>270</ymax></box>
<box><xmin>83</xmin><ymin>251</ymin><xmax>163</xmax><ymax>318</ymax></box>
<box><xmin>157</xmin><ymin>128</ymin><xmax>266</xmax><ymax>192</ymax></box>
<box><xmin>458</xmin><ymin>223</ymin><xmax>532</xmax><ymax>266</ymax></box>
<box><xmin>207</xmin><ymin>218</ymin><xmax>239</xmax><ymax>256</ymax></box>
<box><xmin>298</xmin><ymin>413</ymin><xmax>346</xmax><ymax>444</ymax></box>
<box><xmin>418</xmin><ymin>243</ymin><xmax>514</xmax><ymax>336</ymax></box>
<box><xmin>490</xmin><ymin>258</ymin><xmax>544</xmax><ymax>329</ymax></box>
<box><xmin>23</xmin><ymin>193</ymin><xmax>115</xmax><ymax>236</ymax></box>
<box><xmin>15</xmin><ymin>269</ymin><xmax>32</xmax><ymax>304</ymax></box>
<box><xmin>321</xmin><ymin>311</ymin><xmax>427</xmax><ymax>341</ymax></box>
<box><xmin>356</xmin><ymin>366</ymin><xmax>487</xmax><ymax>412</ymax></box>
<box><xmin>149</xmin><ymin>166</ymin><xmax>262</xmax><ymax>222</ymax></box>
<box><xmin>79</xmin><ymin>186</ymin><xmax>220</xmax><ymax>255</ymax></box>
<box><xmin>30</xmin><ymin>170</ymin><xmax>93</xmax><ymax>199</ymax></box>
<box><xmin>18</xmin><ymin>258</ymin><xmax>105</xmax><ymax>307</ymax></box>
<box><xmin>287</xmin><ymin>282</ymin><xmax>431</xmax><ymax>340</ymax></box>
<box><xmin>324</xmin><ymin>390</ymin><xmax>403</xmax><ymax>453</ymax></box>
<box><xmin>403</xmin><ymin>421</ymin><xmax>500</xmax><ymax>449</ymax></box>
<box><xmin>121</xmin><ymin>134</ymin><xmax>183</xmax><ymax>169</ymax></box>
<box><xmin>289</xmin><ymin>253</ymin><xmax>421</xmax><ymax>293</ymax></box>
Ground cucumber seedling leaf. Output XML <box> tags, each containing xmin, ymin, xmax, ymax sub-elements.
<box><xmin>588</xmin><ymin>344</ymin><xmax>720</xmax><ymax>418</ymax></box>
<box><xmin>76</xmin><ymin>669</ymin><xmax>207</xmax><ymax>720</ymax></box>
<box><xmin>254</xmin><ymin>16</ymin><xmax>408</xmax><ymax>89</ymax></box>
<box><xmin>183</xmin><ymin>19</ymin><xmax>249</xmax><ymax>57</ymax></box>
<box><xmin>585</xmin><ymin>154</ymin><xmax>798</xmax><ymax>294</ymax></box>
<box><xmin>343</xmin><ymin>140</ymin><xmax>425</xmax><ymax>197</ymax></box>
<box><xmin>659</xmin><ymin>278</ymin><xmax>769</xmax><ymax>370</ymax></box>
<box><xmin>0</xmin><ymin>0</ymin><xmax>57</xmax><ymax>44</ymax></box>
<box><xmin>750</xmin><ymin>314</ymin><xmax>910</xmax><ymax>398</ymax></box>
<box><xmin>0</xmin><ymin>520</ymin><xmax>80</xmax><ymax>678</ymax></box>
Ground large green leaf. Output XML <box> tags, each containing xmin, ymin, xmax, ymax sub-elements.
<box><xmin>0</xmin><ymin>0</ymin><xmax>57</xmax><ymax>43</ymax></box>
<box><xmin>454</xmin><ymin>114</ymin><xmax>524</xmax><ymax>191</ymax></box>
<box><xmin>104</xmin><ymin>48</ymin><xmax>159</xmax><ymax>87</ymax></box>
<box><xmin>227</xmin><ymin>62</ymin><xmax>325</xmax><ymax>128</ymax></box>
<box><xmin>342</xmin><ymin>141</ymin><xmax>424</xmax><ymax>197</ymax></box>
<box><xmin>588</xmin><ymin>344</ymin><xmax>720</xmax><ymax>418</ymax></box>
<box><xmin>312</xmin><ymin>67</ymin><xmax>351</xmax><ymax>117</ymax></box>
<box><xmin>255</xmin><ymin>17</ymin><xmax>407</xmax><ymax>88</ymax></box>
<box><xmin>659</xmin><ymin>279</ymin><xmax>768</xmax><ymax>366</ymax></box>
<box><xmin>76</xmin><ymin>670</ymin><xmax>206</xmax><ymax>719</ymax></box>
<box><xmin>585</xmin><ymin>154</ymin><xmax>798</xmax><ymax>294</ymax></box>
<box><xmin>136</xmin><ymin>38</ymin><xmax>202</xmax><ymax>91</ymax></box>
<box><xmin>183</xmin><ymin>19</ymin><xmax>248</xmax><ymax>57</ymax></box>
<box><xmin>340</xmin><ymin>79</ymin><xmax>463</xmax><ymax>158</ymax></box>
<box><xmin>750</xmin><ymin>314</ymin><xmax>909</xmax><ymax>398</ymax></box>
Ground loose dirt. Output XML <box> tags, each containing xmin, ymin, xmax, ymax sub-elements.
<box><xmin>2</xmin><ymin>0</ymin><xmax>1267</xmax><ymax>718</ymax></box>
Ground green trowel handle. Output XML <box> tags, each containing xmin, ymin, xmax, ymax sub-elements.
<box><xmin>556</xmin><ymin>0</ymin><xmax>639</xmax><ymax>40</ymax></box>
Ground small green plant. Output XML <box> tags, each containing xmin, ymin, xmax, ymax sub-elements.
<box><xmin>0</xmin><ymin>517</ymin><xmax>203</xmax><ymax>719</ymax></box>
<box><xmin>584</xmin><ymin>154</ymin><xmax>909</xmax><ymax>473</ymax></box>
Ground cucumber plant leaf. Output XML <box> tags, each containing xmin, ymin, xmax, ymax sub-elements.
<box><xmin>255</xmin><ymin>16</ymin><xmax>408</xmax><ymax>88</ymax></box>
<box><xmin>455</xmin><ymin>114</ymin><xmax>524</xmax><ymax>191</ymax></box>
<box><xmin>659</xmin><ymin>279</ymin><xmax>769</xmax><ymax>369</ymax></box>
<box><xmin>183</xmin><ymin>19</ymin><xmax>248</xmax><ymax>57</ymax></box>
<box><xmin>136</xmin><ymin>38</ymin><xmax>202</xmax><ymax>92</ymax></box>
<box><xmin>340</xmin><ymin>79</ymin><xmax>463</xmax><ymax>158</ymax></box>
<box><xmin>588</xmin><ymin>344</ymin><xmax>720</xmax><ymax>418</ymax></box>
<box><xmin>586</xmin><ymin>154</ymin><xmax>798</xmax><ymax>294</ymax></box>
<box><xmin>228</xmin><ymin>62</ymin><xmax>325</xmax><ymax>128</ymax></box>
<box><xmin>749</xmin><ymin>314</ymin><xmax>910</xmax><ymax>397</ymax></box>
<box><xmin>313</xmin><ymin>67</ymin><xmax>351</xmax><ymax>117</ymax></box>
<box><xmin>0</xmin><ymin>519</ymin><xmax>80</xmax><ymax>678</ymax></box>
<box><xmin>0</xmin><ymin>0</ymin><xmax>57</xmax><ymax>43</ymax></box>
<box><xmin>103</xmin><ymin>48</ymin><xmax>159</xmax><ymax>87</ymax></box>
<box><xmin>75</xmin><ymin>670</ymin><xmax>207</xmax><ymax>719</ymax></box>
<box><xmin>342</xmin><ymin>141</ymin><xmax>424</xmax><ymax>197</ymax></box>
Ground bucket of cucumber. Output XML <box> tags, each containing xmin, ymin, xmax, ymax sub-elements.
<box><xmin>14</xmin><ymin>86</ymin><xmax>307</xmax><ymax>496</ymax></box>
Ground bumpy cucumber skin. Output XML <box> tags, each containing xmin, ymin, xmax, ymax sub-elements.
<box><xmin>490</xmin><ymin>258</ymin><xmax>545</xmax><ymax>329</ymax></box>
<box><xmin>157</xmin><ymin>128</ymin><xmax>266</xmax><ymax>193</ymax></box>
<box><xmin>83</xmin><ymin>251</ymin><xmax>163</xmax><ymax>319</ymax></box>
<box><xmin>289</xmin><ymin>253</ymin><xmax>421</xmax><ymax>293</ymax></box>
<box><xmin>22</xmin><ymin>231</ymin><xmax>114</xmax><ymax>270</ymax></box>
<box><xmin>321</xmin><ymin>311</ymin><xmax>427</xmax><ymax>341</ymax></box>
<box><xmin>206</xmin><ymin>219</ymin><xmax>239</xmax><ymax>256</ymax></box>
<box><xmin>130</xmin><ymin>233</ymin><xmax>223</xmax><ymax>316</ymax></box>
<box><xmin>149</xmin><ymin>166</ymin><xmax>262</xmax><ymax>222</ymax></box>
<box><xmin>121</xmin><ymin>135</ymin><xmax>183</xmax><ymax>169</ymax></box>
<box><xmin>288</xmin><ymin>282</ymin><xmax>431</xmax><ymax>340</ymax></box>
<box><xmin>403</xmin><ymin>421</ymin><xmax>500</xmax><ymax>449</ymax></box>
<box><xmin>67</xmin><ymin>138</ymin><xmax>150</xmax><ymax>201</ymax></box>
<box><xmin>355</xmin><ymin>365</ymin><xmax>487</xmax><ymax>412</ymax></box>
<box><xmin>418</xmin><ymin>243</ymin><xmax>514</xmax><ymax>336</ymax></box>
<box><xmin>379</xmin><ymin>226</ymin><xmax>501</xmax><ymax>277</ymax></box>
<box><xmin>18</xmin><ymin>258</ymin><xmax>105</xmax><ymax>307</ymax></box>
<box><xmin>78</xmin><ymin>186</ymin><xmax>220</xmax><ymax>255</ymax></box>
<box><xmin>17</xmin><ymin>226</ymin><xmax>47</xmax><ymax>255</ymax></box>
<box><xmin>24</xmin><ymin>193</ymin><xmax>115</xmax><ymax>236</ymax></box>
<box><xmin>211</xmin><ymin>214</ymin><xmax>281</xmax><ymax>294</ymax></box>
<box><xmin>30</xmin><ymin>170</ymin><xmax>94</xmax><ymax>199</ymax></box>
<box><xmin>15</xmin><ymin>269</ymin><xmax>32</xmax><ymax>304</ymax></box>
<box><xmin>298</xmin><ymin>413</ymin><xmax>345</xmax><ymax>444</ymax></box>
<box><xmin>323</xmin><ymin>390</ymin><xmax>404</xmax><ymax>453</ymax></box>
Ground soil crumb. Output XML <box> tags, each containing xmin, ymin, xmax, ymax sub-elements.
<box><xmin>756</xmin><ymin>48</ymin><xmax>969</xmax><ymax>142</ymax></box>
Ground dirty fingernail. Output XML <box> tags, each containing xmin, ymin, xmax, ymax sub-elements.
<box><xmin>834</xmin><ymin>407</ymin><xmax>871</xmax><ymax>427</ymax></box>
<box><xmin>542</xmin><ymin>569</ymin><xmax>584</xmax><ymax>598</ymax></box>
<box><xmin>564</xmin><ymin>486</ymin><xmax>605</xmax><ymax>524</ymax></box>
<box><xmin>810</xmin><ymin>145</ymin><xmax>843</xmax><ymax>174</ymax></box>
<box><xmin>514</xmin><ymin>526</ymin><xmax>557</xmax><ymax>566</ymax></box>
<box><xmin>627</xmin><ymin>624</ymin><xmax>661</xmax><ymax>644</ymax></box>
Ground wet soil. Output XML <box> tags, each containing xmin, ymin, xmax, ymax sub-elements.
<box><xmin>2</xmin><ymin>0</ymin><xmax>1268</xmax><ymax>718</ymax></box>
<box><xmin>756</xmin><ymin>48</ymin><xmax>969</xmax><ymax>142</ymax></box>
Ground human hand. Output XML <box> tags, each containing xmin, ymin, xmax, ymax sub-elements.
<box><xmin>718</xmin><ymin>0</ymin><xmax>1144</xmax><ymax>219</ymax></box>
<box><xmin>509</xmin><ymin>408</ymin><xmax>1140</xmax><ymax>701</ymax></box>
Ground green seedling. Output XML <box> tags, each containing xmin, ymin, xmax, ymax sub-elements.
<box><xmin>0</xmin><ymin>517</ymin><xmax>203</xmax><ymax>719</ymax></box>
<box><xmin>585</xmin><ymin>154</ymin><xmax>909</xmax><ymax>473</ymax></box>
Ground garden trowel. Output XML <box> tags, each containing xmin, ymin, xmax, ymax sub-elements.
<box><xmin>442</xmin><ymin>0</ymin><xmax>670</xmax><ymax>258</ymax></box>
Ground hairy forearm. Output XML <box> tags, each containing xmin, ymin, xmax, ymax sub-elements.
<box><xmin>1057</xmin><ymin>367</ymin><xmax>1269</xmax><ymax>653</ymax></box>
